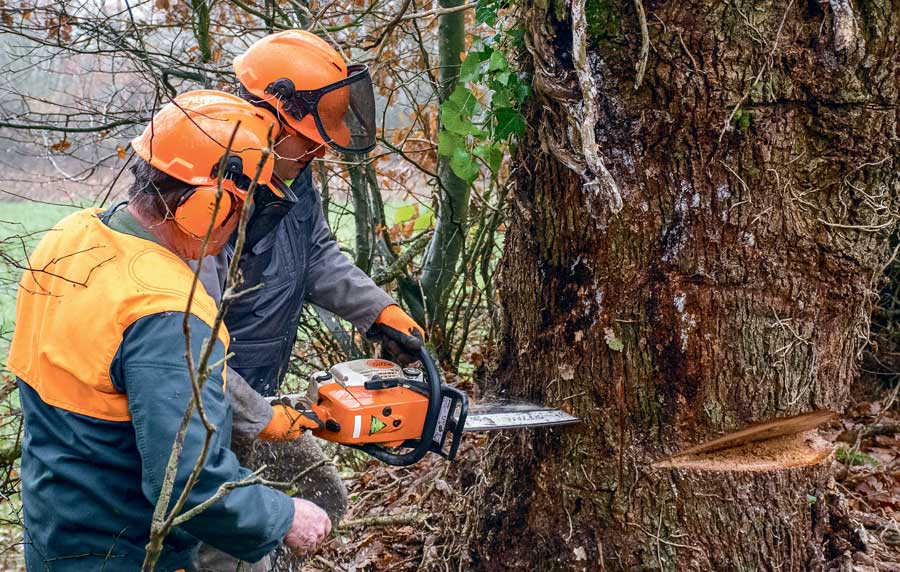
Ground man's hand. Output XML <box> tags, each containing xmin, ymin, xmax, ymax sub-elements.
<box><xmin>367</xmin><ymin>305</ymin><xmax>425</xmax><ymax>365</ymax></box>
<box><xmin>283</xmin><ymin>498</ymin><xmax>331</xmax><ymax>553</ymax></box>
<box><xmin>258</xmin><ymin>404</ymin><xmax>320</xmax><ymax>442</ymax></box>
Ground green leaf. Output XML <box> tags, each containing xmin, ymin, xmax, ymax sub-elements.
<box><xmin>441</xmin><ymin>104</ymin><xmax>471</xmax><ymax>137</ymax></box>
<box><xmin>473</xmin><ymin>143</ymin><xmax>504</xmax><ymax>174</ymax></box>
<box><xmin>448</xmin><ymin>85</ymin><xmax>478</xmax><ymax>116</ymax></box>
<box><xmin>514</xmin><ymin>82</ymin><xmax>532</xmax><ymax>104</ymax></box>
<box><xmin>488</xmin><ymin>49</ymin><xmax>508</xmax><ymax>72</ymax></box>
<box><xmin>437</xmin><ymin>131</ymin><xmax>464</xmax><ymax>157</ymax></box>
<box><xmin>443</xmin><ymin>111</ymin><xmax>487</xmax><ymax>137</ymax></box>
<box><xmin>490</xmin><ymin>88</ymin><xmax>512</xmax><ymax>109</ymax></box>
<box><xmin>459</xmin><ymin>53</ymin><xmax>483</xmax><ymax>83</ymax></box>
<box><xmin>507</xmin><ymin>27</ymin><xmax>525</xmax><ymax>48</ymax></box>
<box><xmin>414</xmin><ymin>209</ymin><xmax>435</xmax><ymax>231</ymax></box>
<box><xmin>449</xmin><ymin>147</ymin><xmax>480</xmax><ymax>184</ymax></box>
<box><xmin>475</xmin><ymin>0</ymin><xmax>502</xmax><ymax>25</ymax></box>
<box><xmin>393</xmin><ymin>204</ymin><xmax>418</xmax><ymax>225</ymax></box>
<box><xmin>494</xmin><ymin>107</ymin><xmax>526</xmax><ymax>139</ymax></box>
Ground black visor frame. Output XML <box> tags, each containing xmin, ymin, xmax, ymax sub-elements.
<box><xmin>264</xmin><ymin>64</ymin><xmax>376</xmax><ymax>154</ymax></box>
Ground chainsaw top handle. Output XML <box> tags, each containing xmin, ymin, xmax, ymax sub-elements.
<box><xmin>354</xmin><ymin>346</ymin><xmax>442</xmax><ymax>466</ymax></box>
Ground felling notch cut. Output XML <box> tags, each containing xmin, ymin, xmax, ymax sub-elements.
<box><xmin>653</xmin><ymin>410</ymin><xmax>837</xmax><ymax>472</ymax></box>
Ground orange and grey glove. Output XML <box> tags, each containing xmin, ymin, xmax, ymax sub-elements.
<box><xmin>258</xmin><ymin>404</ymin><xmax>321</xmax><ymax>442</ymax></box>
<box><xmin>367</xmin><ymin>304</ymin><xmax>425</xmax><ymax>366</ymax></box>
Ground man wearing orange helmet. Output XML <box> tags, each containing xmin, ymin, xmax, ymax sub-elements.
<box><xmin>230</xmin><ymin>29</ymin><xmax>425</xmax><ymax>392</ymax></box>
<box><xmin>8</xmin><ymin>91</ymin><xmax>332</xmax><ymax>571</ymax></box>
<box><xmin>190</xmin><ymin>30</ymin><xmax>427</xmax><ymax>571</ymax></box>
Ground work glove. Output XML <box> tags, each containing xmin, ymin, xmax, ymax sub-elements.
<box><xmin>258</xmin><ymin>404</ymin><xmax>320</xmax><ymax>442</ymax></box>
<box><xmin>283</xmin><ymin>498</ymin><xmax>332</xmax><ymax>554</ymax></box>
<box><xmin>367</xmin><ymin>304</ymin><xmax>425</xmax><ymax>366</ymax></box>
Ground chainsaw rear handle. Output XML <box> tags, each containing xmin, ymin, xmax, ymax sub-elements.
<box><xmin>353</xmin><ymin>346</ymin><xmax>443</xmax><ymax>466</ymax></box>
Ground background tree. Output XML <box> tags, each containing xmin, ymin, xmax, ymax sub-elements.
<box><xmin>454</xmin><ymin>0</ymin><xmax>900</xmax><ymax>570</ymax></box>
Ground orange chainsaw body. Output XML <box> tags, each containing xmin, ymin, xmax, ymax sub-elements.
<box><xmin>273</xmin><ymin>354</ymin><xmax>470</xmax><ymax>466</ymax></box>
<box><xmin>307</xmin><ymin>359</ymin><xmax>430</xmax><ymax>447</ymax></box>
<box><xmin>312</xmin><ymin>384</ymin><xmax>428</xmax><ymax>447</ymax></box>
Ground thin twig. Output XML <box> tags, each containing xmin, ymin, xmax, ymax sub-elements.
<box><xmin>400</xmin><ymin>1</ymin><xmax>475</xmax><ymax>20</ymax></box>
<box><xmin>338</xmin><ymin>512</ymin><xmax>430</xmax><ymax>530</ymax></box>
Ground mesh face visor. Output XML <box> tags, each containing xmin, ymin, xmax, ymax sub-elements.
<box><xmin>278</xmin><ymin>64</ymin><xmax>377</xmax><ymax>154</ymax></box>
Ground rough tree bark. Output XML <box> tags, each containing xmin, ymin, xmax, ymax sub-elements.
<box><xmin>462</xmin><ymin>1</ymin><xmax>900</xmax><ymax>570</ymax></box>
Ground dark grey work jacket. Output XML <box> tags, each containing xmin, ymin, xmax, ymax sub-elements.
<box><xmin>204</xmin><ymin>168</ymin><xmax>395</xmax><ymax>398</ymax></box>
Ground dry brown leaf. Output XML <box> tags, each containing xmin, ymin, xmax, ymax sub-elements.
<box><xmin>50</xmin><ymin>138</ymin><xmax>70</xmax><ymax>153</ymax></box>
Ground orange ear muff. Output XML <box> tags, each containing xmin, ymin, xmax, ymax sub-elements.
<box><xmin>174</xmin><ymin>186</ymin><xmax>235</xmax><ymax>238</ymax></box>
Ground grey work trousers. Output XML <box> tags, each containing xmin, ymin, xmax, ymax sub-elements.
<box><xmin>193</xmin><ymin>434</ymin><xmax>347</xmax><ymax>572</ymax></box>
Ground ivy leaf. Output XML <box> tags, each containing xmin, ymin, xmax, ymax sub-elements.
<box><xmin>441</xmin><ymin>103</ymin><xmax>471</xmax><ymax>136</ymax></box>
<box><xmin>494</xmin><ymin>107</ymin><xmax>526</xmax><ymax>139</ymax></box>
<box><xmin>442</xmin><ymin>106</ymin><xmax>486</xmax><ymax>137</ymax></box>
<box><xmin>450</xmin><ymin>147</ymin><xmax>480</xmax><ymax>184</ymax></box>
<box><xmin>514</xmin><ymin>81</ymin><xmax>532</xmax><ymax>104</ymax></box>
<box><xmin>473</xmin><ymin>143</ymin><xmax>503</xmax><ymax>174</ymax></box>
<box><xmin>507</xmin><ymin>27</ymin><xmax>525</xmax><ymax>48</ymax></box>
<box><xmin>475</xmin><ymin>0</ymin><xmax>502</xmax><ymax>25</ymax></box>
<box><xmin>459</xmin><ymin>53</ymin><xmax>483</xmax><ymax>83</ymax></box>
<box><xmin>448</xmin><ymin>85</ymin><xmax>478</xmax><ymax>116</ymax></box>
<box><xmin>488</xmin><ymin>49</ymin><xmax>508</xmax><ymax>72</ymax></box>
<box><xmin>437</xmin><ymin>131</ymin><xmax>464</xmax><ymax>157</ymax></box>
<box><xmin>490</xmin><ymin>88</ymin><xmax>512</xmax><ymax>109</ymax></box>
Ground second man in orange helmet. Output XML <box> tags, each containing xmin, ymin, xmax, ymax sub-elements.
<box><xmin>192</xmin><ymin>30</ymin><xmax>428</xmax><ymax>571</ymax></box>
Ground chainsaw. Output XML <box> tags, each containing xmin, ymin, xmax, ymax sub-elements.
<box><xmin>269</xmin><ymin>347</ymin><xmax>579</xmax><ymax>466</ymax></box>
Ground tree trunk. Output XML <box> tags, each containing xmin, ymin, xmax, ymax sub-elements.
<box><xmin>465</xmin><ymin>1</ymin><xmax>900</xmax><ymax>570</ymax></box>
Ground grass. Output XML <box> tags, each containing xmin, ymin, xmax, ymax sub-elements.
<box><xmin>835</xmin><ymin>446</ymin><xmax>879</xmax><ymax>467</ymax></box>
<box><xmin>1</xmin><ymin>202</ymin><xmax>81</xmax><ymax>359</ymax></box>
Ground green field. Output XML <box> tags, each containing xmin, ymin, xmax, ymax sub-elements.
<box><xmin>1</xmin><ymin>202</ymin><xmax>81</xmax><ymax>358</ymax></box>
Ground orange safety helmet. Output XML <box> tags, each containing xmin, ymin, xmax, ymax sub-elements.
<box><xmin>131</xmin><ymin>90</ymin><xmax>280</xmax><ymax>237</ymax></box>
<box><xmin>234</xmin><ymin>30</ymin><xmax>376</xmax><ymax>154</ymax></box>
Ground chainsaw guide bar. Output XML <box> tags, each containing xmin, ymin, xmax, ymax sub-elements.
<box><xmin>463</xmin><ymin>400</ymin><xmax>581</xmax><ymax>432</ymax></box>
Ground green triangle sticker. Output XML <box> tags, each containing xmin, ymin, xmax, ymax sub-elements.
<box><xmin>369</xmin><ymin>416</ymin><xmax>386</xmax><ymax>435</ymax></box>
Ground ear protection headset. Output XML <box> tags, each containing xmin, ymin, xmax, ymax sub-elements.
<box><xmin>172</xmin><ymin>155</ymin><xmax>249</xmax><ymax>238</ymax></box>
<box><xmin>173</xmin><ymin>187</ymin><xmax>237</xmax><ymax>238</ymax></box>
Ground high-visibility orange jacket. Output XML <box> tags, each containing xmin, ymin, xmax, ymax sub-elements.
<box><xmin>7</xmin><ymin>205</ymin><xmax>293</xmax><ymax>572</ymax></box>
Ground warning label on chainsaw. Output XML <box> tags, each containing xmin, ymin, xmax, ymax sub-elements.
<box><xmin>369</xmin><ymin>416</ymin><xmax>386</xmax><ymax>435</ymax></box>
